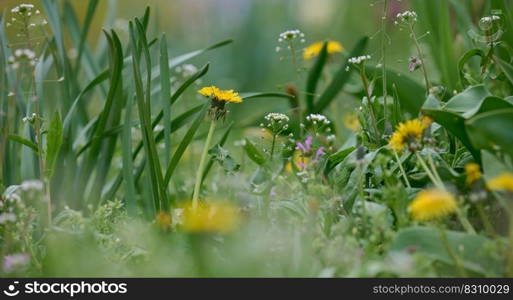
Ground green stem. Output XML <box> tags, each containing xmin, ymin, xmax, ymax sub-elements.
<box><xmin>409</xmin><ymin>23</ymin><xmax>431</xmax><ymax>92</ymax></box>
<box><xmin>455</xmin><ymin>204</ymin><xmax>476</xmax><ymax>234</ymax></box>
<box><xmin>359</xmin><ymin>68</ymin><xmax>380</xmax><ymax>143</ymax></box>
<box><xmin>270</xmin><ymin>133</ymin><xmax>277</xmax><ymax>160</ymax></box>
<box><xmin>427</xmin><ymin>152</ymin><xmax>443</xmax><ymax>186</ymax></box>
<box><xmin>192</xmin><ymin>119</ymin><xmax>216</xmax><ymax>210</ymax></box>
<box><xmin>394</xmin><ymin>151</ymin><xmax>411</xmax><ymax>189</ymax></box>
<box><xmin>416</xmin><ymin>152</ymin><xmax>444</xmax><ymax>190</ymax></box>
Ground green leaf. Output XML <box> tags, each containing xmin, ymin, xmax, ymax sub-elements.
<box><xmin>367</xmin><ymin>66</ymin><xmax>426</xmax><ymax>116</ymax></box>
<box><xmin>390</xmin><ymin>226</ymin><xmax>502</xmax><ymax>276</ymax></box>
<box><xmin>8</xmin><ymin>135</ymin><xmax>38</xmax><ymax>153</ymax></box>
<box><xmin>466</xmin><ymin>108</ymin><xmax>513</xmax><ymax>158</ymax></box>
<box><xmin>160</xmin><ymin>34</ymin><xmax>172</xmax><ymax>166</ymax></box>
<box><xmin>239</xmin><ymin>92</ymin><xmax>293</xmax><ymax>100</ymax></box>
<box><xmin>305</xmin><ymin>42</ymin><xmax>328</xmax><ymax>113</ymax></box>
<box><xmin>313</xmin><ymin>37</ymin><xmax>369</xmax><ymax>113</ymax></box>
<box><xmin>422</xmin><ymin>108</ymin><xmax>480</xmax><ymax>161</ymax></box>
<box><xmin>324</xmin><ymin>146</ymin><xmax>356</xmax><ymax>175</ymax></box>
<box><xmin>163</xmin><ymin>104</ymin><xmax>209</xmax><ymax>186</ymax></box>
<box><xmin>208</xmin><ymin>145</ymin><xmax>240</xmax><ymax>173</ymax></box>
<box><xmin>457</xmin><ymin>49</ymin><xmax>485</xmax><ymax>87</ymax></box>
<box><xmin>45</xmin><ymin>111</ymin><xmax>63</xmax><ymax>178</ymax></box>
<box><xmin>495</xmin><ymin>57</ymin><xmax>513</xmax><ymax>86</ymax></box>
<box><xmin>442</xmin><ymin>85</ymin><xmax>490</xmax><ymax>118</ymax></box>
<box><xmin>244</xmin><ymin>138</ymin><xmax>267</xmax><ymax>165</ymax></box>
<box><xmin>201</xmin><ymin>122</ymin><xmax>234</xmax><ymax>184</ymax></box>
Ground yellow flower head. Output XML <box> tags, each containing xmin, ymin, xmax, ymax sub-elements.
<box><xmin>343</xmin><ymin>112</ymin><xmax>360</xmax><ymax>131</ymax></box>
<box><xmin>181</xmin><ymin>201</ymin><xmax>240</xmax><ymax>234</ymax></box>
<box><xmin>465</xmin><ymin>163</ymin><xmax>482</xmax><ymax>185</ymax></box>
<box><xmin>155</xmin><ymin>211</ymin><xmax>173</xmax><ymax>230</ymax></box>
<box><xmin>197</xmin><ymin>86</ymin><xmax>243</xmax><ymax>103</ymax></box>
<box><xmin>388</xmin><ymin>119</ymin><xmax>427</xmax><ymax>152</ymax></box>
<box><xmin>487</xmin><ymin>173</ymin><xmax>513</xmax><ymax>192</ymax></box>
<box><xmin>408</xmin><ymin>189</ymin><xmax>457</xmax><ymax>222</ymax></box>
<box><xmin>303</xmin><ymin>41</ymin><xmax>343</xmax><ymax>60</ymax></box>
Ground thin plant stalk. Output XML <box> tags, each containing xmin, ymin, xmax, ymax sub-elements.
<box><xmin>394</xmin><ymin>150</ymin><xmax>411</xmax><ymax>189</ymax></box>
<box><xmin>191</xmin><ymin>119</ymin><xmax>216</xmax><ymax>210</ymax></box>
<box><xmin>408</xmin><ymin>23</ymin><xmax>431</xmax><ymax>92</ymax></box>
<box><xmin>270</xmin><ymin>133</ymin><xmax>277</xmax><ymax>159</ymax></box>
<box><xmin>358</xmin><ymin>68</ymin><xmax>380</xmax><ymax>142</ymax></box>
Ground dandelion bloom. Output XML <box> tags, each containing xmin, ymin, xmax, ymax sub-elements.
<box><xmin>487</xmin><ymin>173</ymin><xmax>513</xmax><ymax>192</ymax></box>
<box><xmin>197</xmin><ymin>86</ymin><xmax>242</xmax><ymax>103</ymax></box>
<box><xmin>388</xmin><ymin>119</ymin><xmax>427</xmax><ymax>152</ymax></box>
<box><xmin>303</xmin><ymin>41</ymin><xmax>343</xmax><ymax>60</ymax></box>
<box><xmin>465</xmin><ymin>163</ymin><xmax>482</xmax><ymax>185</ymax></box>
<box><xmin>181</xmin><ymin>202</ymin><xmax>240</xmax><ymax>234</ymax></box>
<box><xmin>408</xmin><ymin>189</ymin><xmax>457</xmax><ymax>222</ymax></box>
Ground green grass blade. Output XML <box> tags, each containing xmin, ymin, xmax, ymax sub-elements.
<box><xmin>313</xmin><ymin>37</ymin><xmax>368</xmax><ymax>113</ymax></box>
<box><xmin>305</xmin><ymin>42</ymin><xmax>328</xmax><ymax>114</ymax></box>
<box><xmin>160</xmin><ymin>34</ymin><xmax>172</xmax><ymax>166</ymax></box>
<box><xmin>163</xmin><ymin>104</ymin><xmax>208</xmax><ymax>187</ymax></box>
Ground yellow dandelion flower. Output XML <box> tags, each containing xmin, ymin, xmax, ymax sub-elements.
<box><xmin>388</xmin><ymin>119</ymin><xmax>427</xmax><ymax>152</ymax></box>
<box><xmin>408</xmin><ymin>189</ymin><xmax>457</xmax><ymax>222</ymax></box>
<box><xmin>465</xmin><ymin>163</ymin><xmax>482</xmax><ymax>185</ymax></box>
<box><xmin>303</xmin><ymin>41</ymin><xmax>343</xmax><ymax>60</ymax></box>
<box><xmin>285</xmin><ymin>150</ymin><xmax>310</xmax><ymax>172</ymax></box>
<box><xmin>487</xmin><ymin>173</ymin><xmax>513</xmax><ymax>192</ymax></box>
<box><xmin>155</xmin><ymin>211</ymin><xmax>172</xmax><ymax>230</ymax></box>
<box><xmin>343</xmin><ymin>112</ymin><xmax>360</xmax><ymax>131</ymax></box>
<box><xmin>181</xmin><ymin>201</ymin><xmax>240</xmax><ymax>234</ymax></box>
<box><xmin>197</xmin><ymin>85</ymin><xmax>243</xmax><ymax>103</ymax></box>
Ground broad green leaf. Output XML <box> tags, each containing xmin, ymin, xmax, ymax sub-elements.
<box><xmin>390</xmin><ymin>226</ymin><xmax>502</xmax><ymax>276</ymax></box>
<box><xmin>442</xmin><ymin>85</ymin><xmax>490</xmax><ymax>117</ymax></box>
<box><xmin>367</xmin><ymin>66</ymin><xmax>426</xmax><ymax>115</ymax></box>
<box><xmin>324</xmin><ymin>146</ymin><xmax>356</xmax><ymax>175</ymax></box>
<box><xmin>466</xmin><ymin>108</ymin><xmax>513</xmax><ymax>158</ymax></box>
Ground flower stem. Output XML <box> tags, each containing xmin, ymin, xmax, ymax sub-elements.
<box><xmin>192</xmin><ymin>119</ymin><xmax>216</xmax><ymax>210</ymax></box>
<box><xmin>416</xmin><ymin>152</ymin><xmax>443</xmax><ymax>190</ymax></box>
<box><xmin>409</xmin><ymin>23</ymin><xmax>431</xmax><ymax>92</ymax></box>
<box><xmin>270</xmin><ymin>133</ymin><xmax>277</xmax><ymax>160</ymax></box>
<box><xmin>394</xmin><ymin>151</ymin><xmax>411</xmax><ymax>189</ymax></box>
<box><xmin>359</xmin><ymin>68</ymin><xmax>380</xmax><ymax>143</ymax></box>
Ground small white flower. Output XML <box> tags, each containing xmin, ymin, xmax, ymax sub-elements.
<box><xmin>278</xmin><ymin>29</ymin><xmax>304</xmax><ymax>42</ymax></box>
<box><xmin>265</xmin><ymin>112</ymin><xmax>289</xmax><ymax>123</ymax></box>
<box><xmin>306</xmin><ymin>113</ymin><xmax>330</xmax><ymax>125</ymax></box>
<box><xmin>396</xmin><ymin>10</ymin><xmax>418</xmax><ymax>24</ymax></box>
<box><xmin>348</xmin><ymin>55</ymin><xmax>371</xmax><ymax>65</ymax></box>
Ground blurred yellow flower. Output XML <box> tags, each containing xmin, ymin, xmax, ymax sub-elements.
<box><xmin>408</xmin><ymin>189</ymin><xmax>457</xmax><ymax>222</ymax></box>
<box><xmin>343</xmin><ymin>113</ymin><xmax>360</xmax><ymax>131</ymax></box>
<box><xmin>465</xmin><ymin>163</ymin><xmax>482</xmax><ymax>185</ymax></box>
<box><xmin>181</xmin><ymin>201</ymin><xmax>240</xmax><ymax>234</ymax></box>
<box><xmin>285</xmin><ymin>150</ymin><xmax>310</xmax><ymax>172</ymax></box>
<box><xmin>303</xmin><ymin>40</ymin><xmax>343</xmax><ymax>60</ymax></box>
<box><xmin>487</xmin><ymin>173</ymin><xmax>513</xmax><ymax>192</ymax></box>
<box><xmin>155</xmin><ymin>211</ymin><xmax>172</xmax><ymax>230</ymax></box>
<box><xmin>389</xmin><ymin>119</ymin><xmax>427</xmax><ymax>152</ymax></box>
<box><xmin>197</xmin><ymin>85</ymin><xmax>243</xmax><ymax>103</ymax></box>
